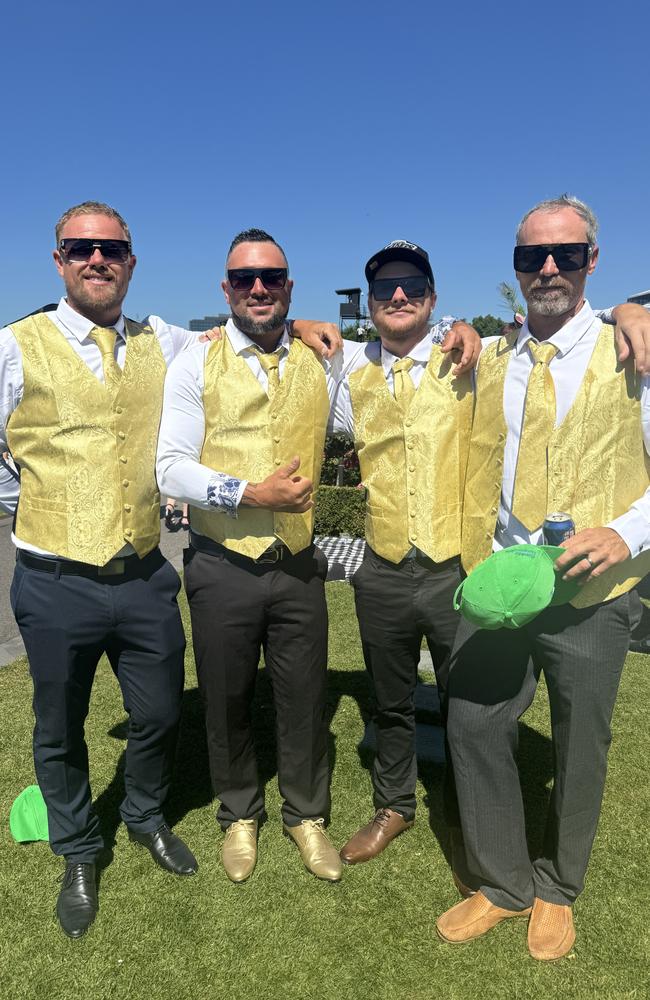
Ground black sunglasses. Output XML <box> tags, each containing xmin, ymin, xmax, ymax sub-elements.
<box><xmin>227</xmin><ymin>268</ymin><xmax>288</xmax><ymax>291</ymax></box>
<box><xmin>513</xmin><ymin>243</ymin><xmax>591</xmax><ymax>273</ymax></box>
<box><xmin>59</xmin><ymin>238</ymin><xmax>132</xmax><ymax>263</ymax></box>
<box><xmin>370</xmin><ymin>275</ymin><xmax>432</xmax><ymax>300</ymax></box>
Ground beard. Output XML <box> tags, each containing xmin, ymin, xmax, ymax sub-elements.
<box><xmin>232</xmin><ymin>302</ymin><xmax>290</xmax><ymax>337</ymax></box>
<box><xmin>525</xmin><ymin>279</ymin><xmax>577</xmax><ymax>317</ymax></box>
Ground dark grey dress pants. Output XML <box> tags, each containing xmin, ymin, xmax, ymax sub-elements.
<box><xmin>447</xmin><ymin>591</ymin><xmax>640</xmax><ymax>909</ymax></box>
<box><xmin>351</xmin><ymin>546</ymin><xmax>462</xmax><ymax>824</ymax></box>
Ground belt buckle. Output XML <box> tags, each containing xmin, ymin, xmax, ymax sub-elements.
<box><xmin>257</xmin><ymin>548</ymin><xmax>282</xmax><ymax>564</ymax></box>
<box><xmin>98</xmin><ymin>558</ymin><xmax>126</xmax><ymax>576</ymax></box>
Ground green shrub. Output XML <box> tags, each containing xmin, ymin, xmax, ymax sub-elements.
<box><xmin>314</xmin><ymin>485</ymin><xmax>366</xmax><ymax>537</ymax></box>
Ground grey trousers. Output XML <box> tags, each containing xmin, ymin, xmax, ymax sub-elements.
<box><xmin>447</xmin><ymin>591</ymin><xmax>640</xmax><ymax>909</ymax></box>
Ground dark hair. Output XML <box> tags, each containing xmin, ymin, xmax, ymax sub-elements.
<box><xmin>226</xmin><ymin>228</ymin><xmax>288</xmax><ymax>269</ymax></box>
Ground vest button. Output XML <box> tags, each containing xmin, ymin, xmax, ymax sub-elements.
<box><xmin>115</xmin><ymin>406</ymin><xmax>123</xmax><ymax>414</ymax></box>
<box><xmin>491</xmin><ymin>506</ymin><xmax>498</xmax><ymax>515</ymax></box>
<box><xmin>118</xmin><ymin>431</ymin><xmax>126</xmax><ymax>440</ymax></box>
<box><xmin>409</xmin><ymin>466</ymin><xmax>415</xmax><ymax>473</ymax></box>
<box><xmin>410</xmin><ymin>511</ymin><xmax>416</xmax><ymax>517</ymax></box>
<box><xmin>124</xmin><ymin>528</ymin><xmax>133</xmax><ymax>537</ymax></box>
<box><xmin>274</xmin><ymin>458</ymin><xmax>281</xmax><ymax>466</ymax></box>
<box><xmin>274</xmin><ymin>436</ymin><xmax>280</xmax><ymax>443</ymax></box>
<box><xmin>123</xmin><ymin>504</ymin><xmax>132</xmax><ymax>513</ymax></box>
<box><xmin>407</xmin><ymin>442</ymin><xmax>414</xmax><ymax>450</ymax></box>
<box><xmin>271</xmin><ymin>413</ymin><xmax>278</xmax><ymax>420</ymax></box>
<box><xmin>405</xmin><ymin>419</ymin><xmax>413</xmax><ymax>427</ymax></box>
<box><xmin>120</xmin><ymin>456</ymin><xmax>128</xmax><ymax>464</ymax></box>
<box><xmin>410</xmin><ymin>534</ymin><xmax>418</xmax><ymax>542</ymax></box>
<box><xmin>122</xmin><ymin>479</ymin><xmax>129</xmax><ymax>488</ymax></box>
<box><xmin>409</xmin><ymin>488</ymin><xmax>415</xmax><ymax>495</ymax></box>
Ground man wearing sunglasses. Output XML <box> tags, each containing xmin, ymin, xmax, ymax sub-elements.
<box><xmin>437</xmin><ymin>195</ymin><xmax>650</xmax><ymax>960</ymax></box>
<box><xmin>0</xmin><ymin>201</ymin><xmax>212</xmax><ymax>938</ymax></box>
<box><xmin>156</xmin><ymin>228</ymin><xmax>348</xmax><ymax>885</ymax></box>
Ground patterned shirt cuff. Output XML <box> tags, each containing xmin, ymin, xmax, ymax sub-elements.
<box><xmin>206</xmin><ymin>474</ymin><xmax>244</xmax><ymax>518</ymax></box>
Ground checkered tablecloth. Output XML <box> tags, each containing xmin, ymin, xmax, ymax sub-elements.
<box><xmin>315</xmin><ymin>535</ymin><xmax>365</xmax><ymax>581</ymax></box>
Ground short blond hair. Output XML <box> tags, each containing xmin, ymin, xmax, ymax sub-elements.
<box><xmin>55</xmin><ymin>201</ymin><xmax>132</xmax><ymax>245</ymax></box>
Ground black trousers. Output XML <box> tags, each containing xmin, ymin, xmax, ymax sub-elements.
<box><xmin>10</xmin><ymin>549</ymin><xmax>186</xmax><ymax>863</ymax></box>
<box><xmin>183</xmin><ymin>543</ymin><xmax>330</xmax><ymax>829</ymax></box>
<box><xmin>447</xmin><ymin>591</ymin><xmax>640</xmax><ymax>909</ymax></box>
<box><xmin>351</xmin><ymin>546</ymin><xmax>462</xmax><ymax>823</ymax></box>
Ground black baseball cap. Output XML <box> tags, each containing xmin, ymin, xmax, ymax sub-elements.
<box><xmin>365</xmin><ymin>239</ymin><xmax>434</xmax><ymax>287</ymax></box>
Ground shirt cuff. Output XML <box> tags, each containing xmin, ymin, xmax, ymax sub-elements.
<box><xmin>206</xmin><ymin>474</ymin><xmax>247</xmax><ymax>518</ymax></box>
<box><xmin>606</xmin><ymin>509</ymin><xmax>650</xmax><ymax>558</ymax></box>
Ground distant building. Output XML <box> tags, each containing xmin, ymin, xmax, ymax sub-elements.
<box><xmin>189</xmin><ymin>314</ymin><xmax>229</xmax><ymax>332</ymax></box>
<box><xmin>627</xmin><ymin>290</ymin><xmax>650</xmax><ymax>309</ymax></box>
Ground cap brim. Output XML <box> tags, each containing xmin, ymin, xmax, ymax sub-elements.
<box><xmin>365</xmin><ymin>247</ymin><xmax>434</xmax><ymax>284</ymax></box>
<box><xmin>539</xmin><ymin>545</ymin><xmax>582</xmax><ymax>605</ymax></box>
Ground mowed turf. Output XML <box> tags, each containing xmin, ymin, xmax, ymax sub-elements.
<box><xmin>0</xmin><ymin>583</ymin><xmax>648</xmax><ymax>1000</ymax></box>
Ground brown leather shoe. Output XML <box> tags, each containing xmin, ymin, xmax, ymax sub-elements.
<box><xmin>527</xmin><ymin>898</ymin><xmax>575</xmax><ymax>960</ymax></box>
<box><xmin>340</xmin><ymin>808</ymin><xmax>414</xmax><ymax>865</ymax></box>
<box><xmin>436</xmin><ymin>891</ymin><xmax>531</xmax><ymax>943</ymax></box>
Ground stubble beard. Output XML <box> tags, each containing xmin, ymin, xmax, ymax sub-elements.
<box><xmin>233</xmin><ymin>303</ymin><xmax>290</xmax><ymax>338</ymax></box>
<box><xmin>525</xmin><ymin>280</ymin><xmax>577</xmax><ymax>317</ymax></box>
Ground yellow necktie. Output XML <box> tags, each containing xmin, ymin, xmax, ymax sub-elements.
<box><xmin>512</xmin><ymin>340</ymin><xmax>559</xmax><ymax>530</ymax></box>
<box><xmin>89</xmin><ymin>326</ymin><xmax>122</xmax><ymax>397</ymax></box>
<box><xmin>392</xmin><ymin>357</ymin><xmax>416</xmax><ymax>412</ymax></box>
<box><xmin>254</xmin><ymin>349</ymin><xmax>281</xmax><ymax>400</ymax></box>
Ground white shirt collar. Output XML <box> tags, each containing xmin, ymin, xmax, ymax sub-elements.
<box><xmin>56</xmin><ymin>296</ymin><xmax>126</xmax><ymax>343</ymax></box>
<box><xmin>225</xmin><ymin>316</ymin><xmax>291</xmax><ymax>356</ymax></box>
<box><xmin>380</xmin><ymin>328</ymin><xmax>434</xmax><ymax>378</ymax></box>
<box><xmin>515</xmin><ymin>299</ymin><xmax>598</xmax><ymax>358</ymax></box>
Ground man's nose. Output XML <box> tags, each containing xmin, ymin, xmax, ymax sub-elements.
<box><xmin>88</xmin><ymin>247</ymin><xmax>108</xmax><ymax>265</ymax></box>
<box><xmin>540</xmin><ymin>253</ymin><xmax>560</xmax><ymax>276</ymax></box>
<box><xmin>391</xmin><ymin>284</ymin><xmax>409</xmax><ymax>304</ymax></box>
<box><xmin>250</xmin><ymin>276</ymin><xmax>267</xmax><ymax>295</ymax></box>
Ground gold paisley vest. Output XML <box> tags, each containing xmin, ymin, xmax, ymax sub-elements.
<box><xmin>190</xmin><ymin>335</ymin><xmax>330</xmax><ymax>558</ymax></box>
<box><xmin>7</xmin><ymin>313</ymin><xmax>166</xmax><ymax>566</ymax></box>
<box><xmin>348</xmin><ymin>344</ymin><xmax>473</xmax><ymax>564</ymax></box>
<box><xmin>462</xmin><ymin>324</ymin><xmax>650</xmax><ymax>607</ymax></box>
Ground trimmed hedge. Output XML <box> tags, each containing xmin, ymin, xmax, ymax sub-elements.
<box><xmin>314</xmin><ymin>485</ymin><xmax>365</xmax><ymax>538</ymax></box>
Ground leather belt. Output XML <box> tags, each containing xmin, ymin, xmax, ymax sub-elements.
<box><xmin>16</xmin><ymin>548</ymin><xmax>157</xmax><ymax>580</ymax></box>
<box><xmin>189</xmin><ymin>531</ymin><xmax>292</xmax><ymax>565</ymax></box>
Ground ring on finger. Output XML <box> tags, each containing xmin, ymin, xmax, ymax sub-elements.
<box><xmin>585</xmin><ymin>555</ymin><xmax>594</xmax><ymax>568</ymax></box>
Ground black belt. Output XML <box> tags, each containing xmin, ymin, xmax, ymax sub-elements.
<box><xmin>16</xmin><ymin>548</ymin><xmax>160</xmax><ymax>580</ymax></box>
<box><xmin>189</xmin><ymin>531</ymin><xmax>295</xmax><ymax>565</ymax></box>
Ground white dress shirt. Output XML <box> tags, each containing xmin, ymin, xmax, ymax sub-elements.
<box><xmin>156</xmin><ymin>319</ymin><xmax>359</xmax><ymax>515</ymax></box>
<box><xmin>485</xmin><ymin>300</ymin><xmax>650</xmax><ymax>556</ymax></box>
<box><xmin>0</xmin><ymin>299</ymin><xmax>199</xmax><ymax>554</ymax></box>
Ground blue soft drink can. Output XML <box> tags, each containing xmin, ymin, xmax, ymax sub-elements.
<box><xmin>543</xmin><ymin>512</ymin><xmax>575</xmax><ymax>546</ymax></box>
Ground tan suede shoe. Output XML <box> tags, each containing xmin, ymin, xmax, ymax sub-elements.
<box><xmin>222</xmin><ymin>819</ymin><xmax>258</xmax><ymax>883</ymax></box>
<box><xmin>527</xmin><ymin>898</ymin><xmax>575</xmax><ymax>960</ymax></box>
<box><xmin>283</xmin><ymin>819</ymin><xmax>342</xmax><ymax>882</ymax></box>
<box><xmin>436</xmin><ymin>891</ymin><xmax>531</xmax><ymax>943</ymax></box>
<box><xmin>340</xmin><ymin>809</ymin><xmax>414</xmax><ymax>865</ymax></box>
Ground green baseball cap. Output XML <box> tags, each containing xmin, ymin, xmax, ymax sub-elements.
<box><xmin>9</xmin><ymin>785</ymin><xmax>49</xmax><ymax>843</ymax></box>
<box><xmin>453</xmin><ymin>544</ymin><xmax>581</xmax><ymax>630</ymax></box>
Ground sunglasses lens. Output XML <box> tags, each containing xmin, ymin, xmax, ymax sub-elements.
<box><xmin>61</xmin><ymin>239</ymin><xmax>130</xmax><ymax>262</ymax></box>
<box><xmin>228</xmin><ymin>269</ymin><xmax>288</xmax><ymax>291</ymax></box>
<box><xmin>371</xmin><ymin>276</ymin><xmax>429</xmax><ymax>300</ymax></box>
<box><xmin>514</xmin><ymin>243</ymin><xmax>589</xmax><ymax>273</ymax></box>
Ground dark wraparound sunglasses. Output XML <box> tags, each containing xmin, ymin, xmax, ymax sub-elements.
<box><xmin>227</xmin><ymin>268</ymin><xmax>288</xmax><ymax>291</ymax></box>
<box><xmin>370</xmin><ymin>275</ymin><xmax>432</xmax><ymax>300</ymax></box>
<box><xmin>513</xmin><ymin>243</ymin><xmax>591</xmax><ymax>273</ymax></box>
<box><xmin>59</xmin><ymin>238</ymin><xmax>132</xmax><ymax>262</ymax></box>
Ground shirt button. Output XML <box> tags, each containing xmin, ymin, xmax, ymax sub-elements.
<box><xmin>122</xmin><ymin>479</ymin><xmax>129</xmax><ymax>488</ymax></box>
<box><xmin>123</xmin><ymin>504</ymin><xmax>132</xmax><ymax>513</ymax></box>
<box><xmin>118</xmin><ymin>431</ymin><xmax>126</xmax><ymax>440</ymax></box>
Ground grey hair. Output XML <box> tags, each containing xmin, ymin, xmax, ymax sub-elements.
<box><xmin>515</xmin><ymin>194</ymin><xmax>599</xmax><ymax>246</ymax></box>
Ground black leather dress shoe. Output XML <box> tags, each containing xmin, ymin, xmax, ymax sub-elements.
<box><xmin>56</xmin><ymin>862</ymin><xmax>98</xmax><ymax>938</ymax></box>
<box><xmin>128</xmin><ymin>824</ymin><xmax>198</xmax><ymax>875</ymax></box>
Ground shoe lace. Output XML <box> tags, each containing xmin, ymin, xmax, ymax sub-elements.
<box><xmin>60</xmin><ymin>862</ymin><xmax>94</xmax><ymax>885</ymax></box>
<box><xmin>373</xmin><ymin>809</ymin><xmax>393</xmax><ymax>829</ymax></box>
<box><xmin>301</xmin><ymin>818</ymin><xmax>326</xmax><ymax>839</ymax></box>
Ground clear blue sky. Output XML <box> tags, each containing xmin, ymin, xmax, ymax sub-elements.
<box><xmin>2</xmin><ymin>1</ymin><xmax>648</xmax><ymax>328</ymax></box>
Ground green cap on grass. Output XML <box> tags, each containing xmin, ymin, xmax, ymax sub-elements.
<box><xmin>9</xmin><ymin>785</ymin><xmax>49</xmax><ymax>843</ymax></box>
<box><xmin>453</xmin><ymin>544</ymin><xmax>581</xmax><ymax>630</ymax></box>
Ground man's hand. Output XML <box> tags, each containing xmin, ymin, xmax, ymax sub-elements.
<box><xmin>199</xmin><ymin>326</ymin><xmax>224</xmax><ymax>343</ymax></box>
<box><xmin>554</xmin><ymin>527</ymin><xmax>631</xmax><ymax>584</ymax></box>
<box><xmin>241</xmin><ymin>456</ymin><xmax>313</xmax><ymax>512</ymax></box>
<box><xmin>611</xmin><ymin>303</ymin><xmax>650</xmax><ymax>375</ymax></box>
<box><xmin>440</xmin><ymin>321</ymin><xmax>482</xmax><ymax>376</ymax></box>
<box><xmin>290</xmin><ymin>320</ymin><xmax>343</xmax><ymax>359</ymax></box>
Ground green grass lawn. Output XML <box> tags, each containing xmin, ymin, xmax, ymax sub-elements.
<box><xmin>0</xmin><ymin>583</ymin><xmax>648</xmax><ymax>1000</ymax></box>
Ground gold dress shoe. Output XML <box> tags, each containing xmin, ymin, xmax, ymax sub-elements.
<box><xmin>340</xmin><ymin>808</ymin><xmax>414</xmax><ymax>865</ymax></box>
<box><xmin>436</xmin><ymin>891</ymin><xmax>531</xmax><ymax>943</ymax></box>
<box><xmin>527</xmin><ymin>898</ymin><xmax>575</xmax><ymax>961</ymax></box>
<box><xmin>222</xmin><ymin>819</ymin><xmax>258</xmax><ymax>882</ymax></box>
<box><xmin>283</xmin><ymin>819</ymin><xmax>342</xmax><ymax>882</ymax></box>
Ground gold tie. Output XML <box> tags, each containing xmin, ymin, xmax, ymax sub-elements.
<box><xmin>392</xmin><ymin>357</ymin><xmax>416</xmax><ymax>412</ymax></box>
<box><xmin>254</xmin><ymin>348</ymin><xmax>281</xmax><ymax>400</ymax></box>
<box><xmin>512</xmin><ymin>340</ymin><xmax>559</xmax><ymax>530</ymax></box>
<box><xmin>89</xmin><ymin>326</ymin><xmax>122</xmax><ymax>397</ymax></box>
